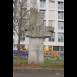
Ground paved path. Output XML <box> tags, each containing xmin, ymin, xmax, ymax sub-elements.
<box><xmin>13</xmin><ymin>72</ymin><xmax>64</xmax><ymax>77</ymax></box>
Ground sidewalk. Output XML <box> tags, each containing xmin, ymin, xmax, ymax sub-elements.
<box><xmin>13</xmin><ymin>67</ymin><xmax>64</xmax><ymax>73</ymax></box>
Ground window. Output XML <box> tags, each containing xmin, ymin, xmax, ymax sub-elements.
<box><xmin>49</xmin><ymin>33</ymin><xmax>55</xmax><ymax>42</ymax></box>
<box><xmin>40</xmin><ymin>10</ymin><xmax>45</xmax><ymax>18</ymax></box>
<box><xmin>20</xmin><ymin>37</ymin><xmax>25</xmax><ymax>41</ymax></box>
<box><xmin>22</xmin><ymin>0</ymin><xmax>27</xmax><ymax>7</ymax></box>
<box><xmin>49</xmin><ymin>46</ymin><xmax>52</xmax><ymax>50</ymax></box>
<box><xmin>58</xmin><ymin>2</ymin><xmax>64</xmax><ymax>10</ymax></box>
<box><xmin>40</xmin><ymin>0</ymin><xmax>46</xmax><ymax>8</ymax></box>
<box><xmin>58</xmin><ymin>11</ymin><xmax>64</xmax><ymax>19</ymax></box>
<box><xmin>58</xmin><ymin>33</ymin><xmax>64</xmax><ymax>42</ymax></box>
<box><xmin>53</xmin><ymin>46</ymin><xmax>59</xmax><ymax>51</ymax></box>
<box><xmin>20</xmin><ymin>31</ymin><xmax>25</xmax><ymax>41</ymax></box>
<box><xmin>44</xmin><ymin>20</ymin><xmax>46</xmax><ymax>26</ymax></box>
<box><xmin>58</xmin><ymin>21</ymin><xmax>64</xmax><ymax>30</ymax></box>
<box><xmin>53</xmin><ymin>46</ymin><xmax>64</xmax><ymax>51</ymax></box>
<box><xmin>59</xmin><ymin>46</ymin><xmax>64</xmax><ymax>51</ymax></box>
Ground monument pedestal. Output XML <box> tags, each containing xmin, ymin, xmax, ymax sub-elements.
<box><xmin>28</xmin><ymin>38</ymin><xmax>44</xmax><ymax>64</ymax></box>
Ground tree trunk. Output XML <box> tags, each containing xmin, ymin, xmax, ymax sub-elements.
<box><xmin>17</xmin><ymin>23</ymin><xmax>21</xmax><ymax>59</ymax></box>
<box><xmin>17</xmin><ymin>35</ymin><xmax>20</xmax><ymax>59</ymax></box>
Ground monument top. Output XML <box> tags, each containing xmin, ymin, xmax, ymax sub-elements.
<box><xmin>25</xmin><ymin>11</ymin><xmax>54</xmax><ymax>38</ymax></box>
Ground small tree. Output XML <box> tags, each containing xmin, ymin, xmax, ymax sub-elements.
<box><xmin>13</xmin><ymin>0</ymin><xmax>38</xmax><ymax>58</ymax></box>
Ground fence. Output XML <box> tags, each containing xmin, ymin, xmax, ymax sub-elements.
<box><xmin>13</xmin><ymin>50</ymin><xmax>28</xmax><ymax>57</ymax></box>
<box><xmin>13</xmin><ymin>50</ymin><xmax>64</xmax><ymax>60</ymax></box>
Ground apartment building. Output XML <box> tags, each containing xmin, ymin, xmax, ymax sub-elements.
<box><xmin>13</xmin><ymin>0</ymin><xmax>64</xmax><ymax>52</ymax></box>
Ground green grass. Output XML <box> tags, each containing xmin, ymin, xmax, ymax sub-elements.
<box><xmin>44</xmin><ymin>59</ymin><xmax>64</xmax><ymax>67</ymax></box>
<box><xmin>50</xmin><ymin>60</ymin><xmax>64</xmax><ymax>66</ymax></box>
<box><xmin>39</xmin><ymin>62</ymin><xmax>50</xmax><ymax>67</ymax></box>
<box><xmin>13</xmin><ymin>56</ymin><xmax>28</xmax><ymax>60</ymax></box>
<box><xmin>13</xmin><ymin>58</ymin><xmax>28</xmax><ymax>66</ymax></box>
<box><xmin>13</xmin><ymin>57</ymin><xmax>64</xmax><ymax>67</ymax></box>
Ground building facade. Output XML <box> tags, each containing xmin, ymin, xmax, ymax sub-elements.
<box><xmin>13</xmin><ymin>0</ymin><xmax>64</xmax><ymax>52</ymax></box>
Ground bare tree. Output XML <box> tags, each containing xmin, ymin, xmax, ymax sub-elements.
<box><xmin>13</xmin><ymin>0</ymin><xmax>38</xmax><ymax>58</ymax></box>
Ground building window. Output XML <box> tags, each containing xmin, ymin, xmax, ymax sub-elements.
<box><xmin>53</xmin><ymin>46</ymin><xmax>64</xmax><ymax>51</ymax></box>
<box><xmin>20</xmin><ymin>37</ymin><xmax>25</xmax><ymax>41</ymax></box>
<box><xmin>44</xmin><ymin>20</ymin><xmax>46</xmax><ymax>26</ymax></box>
<box><xmin>59</xmin><ymin>46</ymin><xmax>64</xmax><ymax>51</ymax></box>
<box><xmin>40</xmin><ymin>0</ymin><xmax>46</xmax><ymax>8</ymax></box>
<box><xmin>20</xmin><ymin>31</ymin><xmax>25</xmax><ymax>41</ymax></box>
<box><xmin>53</xmin><ymin>46</ymin><xmax>59</xmax><ymax>51</ymax></box>
<box><xmin>58</xmin><ymin>11</ymin><xmax>64</xmax><ymax>19</ymax></box>
<box><xmin>22</xmin><ymin>0</ymin><xmax>27</xmax><ymax>7</ymax></box>
<box><xmin>58</xmin><ymin>2</ymin><xmax>64</xmax><ymax>10</ymax></box>
<box><xmin>58</xmin><ymin>21</ymin><xmax>64</xmax><ymax>30</ymax></box>
<box><xmin>49</xmin><ymin>33</ymin><xmax>55</xmax><ymax>42</ymax></box>
<box><xmin>58</xmin><ymin>33</ymin><xmax>64</xmax><ymax>42</ymax></box>
<box><xmin>40</xmin><ymin>10</ymin><xmax>45</xmax><ymax>18</ymax></box>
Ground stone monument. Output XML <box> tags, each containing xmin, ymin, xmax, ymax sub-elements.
<box><xmin>25</xmin><ymin>9</ymin><xmax>54</xmax><ymax>64</ymax></box>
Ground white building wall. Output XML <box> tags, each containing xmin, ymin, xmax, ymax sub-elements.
<box><xmin>13</xmin><ymin>0</ymin><xmax>64</xmax><ymax>49</ymax></box>
<box><xmin>13</xmin><ymin>32</ymin><xmax>29</xmax><ymax>44</ymax></box>
<box><xmin>43</xmin><ymin>0</ymin><xmax>64</xmax><ymax>47</ymax></box>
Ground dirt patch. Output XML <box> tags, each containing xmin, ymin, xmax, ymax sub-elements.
<box><xmin>13</xmin><ymin>63</ymin><xmax>64</xmax><ymax>69</ymax></box>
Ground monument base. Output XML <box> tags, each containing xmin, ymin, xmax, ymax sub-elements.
<box><xmin>28</xmin><ymin>38</ymin><xmax>44</xmax><ymax>64</ymax></box>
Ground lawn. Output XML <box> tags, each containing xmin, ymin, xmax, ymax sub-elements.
<box><xmin>13</xmin><ymin>56</ymin><xmax>64</xmax><ymax>68</ymax></box>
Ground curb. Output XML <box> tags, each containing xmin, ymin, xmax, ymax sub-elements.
<box><xmin>13</xmin><ymin>67</ymin><xmax>64</xmax><ymax>73</ymax></box>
